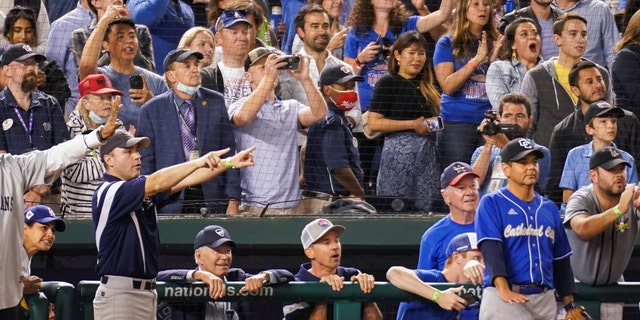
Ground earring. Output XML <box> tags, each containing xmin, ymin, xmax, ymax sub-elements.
<box><xmin>512</xmin><ymin>51</ymin><xmax>517</xmax><ymax>61</ymax></box>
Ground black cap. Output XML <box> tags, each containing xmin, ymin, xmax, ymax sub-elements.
<box><xmin>194</xmin><ymin>225</ymin><xmax>236</xmax><ymax>250</ymax></box>
<box><xmin>100</xmin><ymin>129</ymin><xmax>150</xmax><ymax>156</ymax></box>
<box><xmin>583</xmin><ymin>101</ymin><xmax>624</xmax><ymax>126</ymax></box>
<box><xmin>319</xmin><ymin>64</ymin><xmax>364</xmax><ymax>86</ymax></box>
<box><xmin>0</xmin><ymin>43</ymin><xmax>45</xmax><ymax>67</ymax></box>
<box><xmin>440</xmin><ymin>162</ymin><xmax>479</xmax><ymax>189</ymax></box>
<box><xmin>163</xmin><ymin>49</ymin><xmax>203</xmax><ymax>73</ymax></box>
<box><xmin>244</xmin><ymin>47</ymin><xmax>279</xmax><ymax>71</ymax></box>
<box><xmin>500</xmin><ymin>138</ymin><xmax>544</xmax><ymax>162</ymax></box>
<box><xmin>589</xmin><ymin>147</ymin><xmax>630</xmax><ymax>170</ymax></box>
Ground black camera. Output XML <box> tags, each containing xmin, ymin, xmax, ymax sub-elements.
<box><xmin>481</xmin><ymin>110</ymin><xmax>520</xmax><ymax>135</ymax></box>
<box><xmin>278</xmin><ymin>55</ymin><xmax>300</xmax><ymax>71</ymax></box>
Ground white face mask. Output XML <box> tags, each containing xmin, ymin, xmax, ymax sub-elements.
<box><xmin>88</xmin><ymin>110</ymin><xmax>108</xmax><ymax>124</ymax></box>
<box><xmin>177</xmin><ymin>82</ymin><xmax>201</xmax><ymax>95</ymax></box>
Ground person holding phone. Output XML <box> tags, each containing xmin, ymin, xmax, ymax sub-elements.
<box><xmin>387</xmin><ymin>232</ymin><xmax>484</xmax><ymax>320</ymax></box>
<box><xmin>228</xmin><ymin>47</ymin><xmax>327</xmax><ymax>215</ymax></box>
<box><xmin>366</xmin><ymin>31</ymin><xmax>441</xmax><ymax>213</ymax></box>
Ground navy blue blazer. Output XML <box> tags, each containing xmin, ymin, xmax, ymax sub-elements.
<box><xmin>137</xmin><ymin>88</ymin><xmax>240</xmax><ymax>214</ymax></box>
<box><xmin>156</xmin><ymin>268</ymin><xmax>294</xmax><ymax>320</ymax></box>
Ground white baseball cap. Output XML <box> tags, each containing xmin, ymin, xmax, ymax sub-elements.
<box><xmin>300</xmin><ymin>218</ymin><xmax>346</xmax><ymax>249</ymax></box>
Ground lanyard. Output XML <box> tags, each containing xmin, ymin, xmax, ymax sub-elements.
<box><xmin>13</xmin><ymin>107</ymin><xmax>34</xmax><ymax>145</ymax></box>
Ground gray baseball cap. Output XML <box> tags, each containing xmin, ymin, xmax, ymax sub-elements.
<box><xmin>100</xmin><ymin>129</ymin><xmax>150</xmax><ymax>155</ymax></box>
<box><xmin>300</xmin><ymin>218</ymin><xmax>346</xmax><ymax>249</ymax></box>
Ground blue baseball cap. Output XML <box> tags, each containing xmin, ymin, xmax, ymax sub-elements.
<box><xmin>215</xmin><ymin>9</ymin><xmax>251</xmax><ymax>32</ymax></box>
<box><xmin>440</xmin><ymin>162</ymin><xmax>479</xmax><ymax>189</ymax></box>
<box><xmin>24</xmin><ymin>205</ymin><xmax>66</xmax><ymax>232</ymax></box>
<box><xmin>194</xmin><ymin>225</ymin><xmax>236</xmax><ymax>250</ymax></box>
<box><xmin>163</xmin><ymin>49</ymin><xmax>203</xmax><ymax>74</ymax></box>
<box><xmin>445</xmin><ymin>232</ymin><xmax>478</xmax><ymax>257</ymax></box>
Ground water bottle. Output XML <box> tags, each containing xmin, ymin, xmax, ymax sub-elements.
<box><xmin>504</xmin><ymin>0</ymin><xmax>516</xmax><ymax>14</ymax></box>
<box><xmin>270</xmin><ymin>6</ymin><xmax>283</xmax><ymax>46</ymax></box>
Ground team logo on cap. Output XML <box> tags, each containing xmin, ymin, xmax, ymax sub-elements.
<box><xmin>317</xmin><ymin>219</ymin><xmax>331</xmax><ymax>227</ymax></box>
<box><xmin>518</xmin><ymin>138</ymin><xmax>533</xmax><ymax>149</ymax></box>
<box><xmin>609</xmin><ymin>148</ymin><xmax>620</xmax><ymax>158</ymax></box>
<box><xmin>22</xmin><ymin>44</ymin><xmax>33</xmax><ymax>52</ymax></box>
<box><xmin>215</xmin><ymin>228</ymin><xmax>225</xmax><ymax>237</ymax></box>
<box><xmin>340</xmin><ymin>65</ymin><xmax>350</xmax><ymax>75</ymax></box>
<box><xmin>453</xmin><ymin>164</ymin><xmax>467</xmax><ymax>173</ymax></box>
<box><xmin>595</xmin><ymin>101</ymin><xmax>611</xmax><ymax>109</ymax></box>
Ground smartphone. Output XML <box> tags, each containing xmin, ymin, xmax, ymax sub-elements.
<box><xmin>460</xmin><ymin>292</ymin><xmax>480</xmax><ymax>309</ymax></box>
<box><xmin>278</xmin><ymin>55</ymin><xmax>300</xmax><ymax>71</ymax></box>
<box><xmin>424</xmin><ymin>116</ymin><xmax>444</xmax><ymax>131</ymax></box>
<box><xmin>129</xmin><ymin>75</ymin><xmax>143</xmax><ymax>89</ymax></box>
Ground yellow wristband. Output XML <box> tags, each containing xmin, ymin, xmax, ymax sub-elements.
<box><xmin>432</xmin><ymin>289</ymin><xmax>441</xmax><ymax>303</ymax></box>
<box><xmin>225</xmin><ymin>159</ymin><xmax>234</xmax><ymax>169</ymax></box>
<box><xmin>614</xmin><ymin>204</ymin><xmax>623</xmax><ymax>217</ymax></box>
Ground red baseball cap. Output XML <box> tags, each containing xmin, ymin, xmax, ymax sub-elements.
<box><xmin>78</xmin><ymin>74</ymin><xmax>123</xmax><ymax>98</ymax></box>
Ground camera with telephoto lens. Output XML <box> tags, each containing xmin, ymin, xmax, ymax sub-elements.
<box><xmin>481</xmin><ymin>110</ymin><xmax>520</xmax><ymax>135</ymax></box>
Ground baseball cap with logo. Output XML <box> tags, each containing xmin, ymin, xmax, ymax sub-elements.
<box><xmin>79</xmin><ymin>74</ymin><xmax>123</xmax><ymax>99</ymax></box>
<box><xmin>244</xmin><ymin>47</ymin><xmax>280</xmax><ymax>71</ymax></box>
<box><xmin>300</xmin><ymin>218</ymin><xmax>346</xmax><ymax>249</ymax></box>
<box><xmin>589</xmin><ymin>147</ymin><xmax>631</xmax><ymax>170</ymax></box>
<box><xmin>163</xmin><ymin>48</ymin><xmax>204</xmax><ymax>74</ymax></box>
<box><xmin>583</xmin><ymin>101</ymin><xmax>624</xmax><ymax>126</ymax></box>
<box><xmin>0</xmin><ymin>43</ymin><xmax>45</xmax><ymax>67</ymax></box>
<box><xmin>99</xmin><ymin>129</ymin><xmax>150</xmax><ymax>156</ymax></box>
<box><xmin>440</xmin><ymin>162</ymin><xmax>480</xmax><ymax>189</ymax></box>
<box><xmin>320</xmin><ymin>64</ymin><xmax>364</xmax><ymax>86</ymax></box>
<box><xmin>24</xmin><ymin>205</ymin><xmax>66</xmax><ymax>232</ymax></box>
<box><xmin>445</xmin><ymin>232</ymin><xmax>478</xmax><ymax>257</ymax></box>
<box><xmin>193</xmin><ymin>225</ymin><xmax>236</xmax><ymax>250</ymax></box>
<box><xmin>500</xmin><ymin>138</ymin><xmax>544</xmax><ymax>163</ymax></box>
<box><xmin>215</xmin><ymin>9</ymin><xmax>251</xmax><ymax>32</ymax></box>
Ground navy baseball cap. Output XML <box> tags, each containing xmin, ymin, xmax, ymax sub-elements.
<box><xmin>215</xmin><ymin>9</ymin><xmax>251</xmax><ymax>32</ymax></box>
<box><xmin>319</xmin><ymin>64</ymin><xmax>364</xmax><ymax>86</ymax></box>
<box><xmin>440</xmin><ymin>162</ymin><xmax>479</xmax><ymax>189</ymax></box>
<box><xmin>24</xmin><ymin>205</ymin><xmax>66</xmax><ymax>232</ymax></box>
<box><xmin>500</xmin><ymin>138</ymin><xmax>544</xmax><ymax>163</ymax></box>
<box><xmin>100</xmin><ymin>129</ymin><xmax>150</xmax><ymax>156</ymax></box>
<box><xmin>445</xmin><ymin>232</ymin><xmax>478</xmax><ymax>257</ymax></box>
<box><xmin>163</xmin><ymin>49</ymin><xmax>203</xmax><ymax>74</ymax></box>
<box><xmin>589</xmin><ymin>147</ymin><xmax>630</xmax><ymax>170</ymax></box>
<box><xmin>0</xmin><ymin>43</ymin><xmax>45</xmax><ymax>67</ymax></box>
<box><xmin>583</xmin><ymin>101</ymin><xmax>624</xmax><ymax>126</ymax></box>
<box><xmin>301</xmin><ymin>218</ymin><xmax>346</xmax><ymax>249</ymax></box>
<box><xmin>194</xmin><ymin>225</ymin><xmax>236</xmax><ymax>250</ymax></box>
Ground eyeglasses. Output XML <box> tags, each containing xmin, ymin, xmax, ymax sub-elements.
<box><xmin>221</xmin><ymin>9</ymin><xmax>248</xmax><ymax>18</ymax></box>
<box><xmin>14</xmin><ymin>60</ymin><xmax>38</xmax><ymax>68</ymax></box>
<box><xmin>7</xmin><ymin>7</ymin><xmax>36</xmax><ymax>18</ymax></box>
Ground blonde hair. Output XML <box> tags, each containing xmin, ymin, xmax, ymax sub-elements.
<box><xmin>451</xmin><ymin>0</ymin><xmax>499</xmax><ymax>59</ymax></box>
<box><xmin>178</xmin><ymin>27</ymin><xmax>215</xmax><ymax>49</ymax></box>
<box><xmin>75</xmin><ymin>95</ymin><xmax>96</xmax><ymax>128</ymax></box>
<box><xmin>616</xmin><ymin>10</ymin><xmax>640</xmax><ymax>51</ymax></box>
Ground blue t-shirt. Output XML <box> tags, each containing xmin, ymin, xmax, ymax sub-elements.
<box><xmin>417</xmin><ymin>215</ymin><xmax>475</xmax><ymax>270</ymax></box>
<box><xmin>433</xmin><ymin>35</ymin><xmax>491</xmax><ymax>123</ymax></box>
<box><xmin>344</xmin><ymin>16</ymin><xmax>419</xmax><ymax>111</ymax></box>
<box><xmin>396</xmin><ymin>269</ymin><xmax>479</xmax><ymax>320</ymax></box>
<box><xmin>560</xmin><ymin>141</ymin><xmax>638</xmax><ymax>191</ymax></box>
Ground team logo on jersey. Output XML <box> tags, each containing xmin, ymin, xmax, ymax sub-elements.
<box><xmin>2</xmin><ymin>118</ymin><xmax>13</xmax><ymax>131</ymax></box>
<box><xmin>518</xmin><ymin>138</ymin><xmax>533</xmax><ymax>149</ymax></box>
<box><xmin>43</xmin><ymin>122</ymin><xmax>51</xmax><ymax>132</ymax></box>
<box><xmin>215</xmin><ymin>228</ymin><xmax>225</xmax><ymax>237</ymax></box>
<box><xmin>507</xmin><ymin>208</ymin><xmax>518</xmax><ymax>215</ymax></box>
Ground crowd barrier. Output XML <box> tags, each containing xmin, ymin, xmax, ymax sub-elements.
<box><xmin>25</xmin><ymin>280</ymin><xmax>640</xmax><ymax>320</ymax></box>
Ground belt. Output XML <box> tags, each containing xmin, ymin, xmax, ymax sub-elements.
<box><xmin>101</xmin><ymin>275</ymin><xmax>156</xmax><ymax>291</ymax></box>
<box><xmin>511</xmin><ymin>283</ymin><xmax>547</xmax><ymax>295</ymax></box>
<box><xmin>301</xmin><ymin>190</ymin><xmax>334</xmax><ymax>201</ymax></box>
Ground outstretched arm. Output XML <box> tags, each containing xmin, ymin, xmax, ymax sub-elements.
<box><xmin>386</xmin><ymin>266</ymin><xmax>466</xmax><ymax>311</ymax></box>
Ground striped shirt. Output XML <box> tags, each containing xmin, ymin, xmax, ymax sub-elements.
<box><xmin>61</xmin><ymin>111</ymin><xmax>104</xmax><ymax>216</ymax></box>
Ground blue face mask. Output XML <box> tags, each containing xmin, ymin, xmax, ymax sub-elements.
<box><xmin>177</xmin><ymin>82</ymin><xmax>201</xmax><ymax>95</ymax></box>
<box><xmin>88</xmin><ymin>111</ymin><xmax>108</xmax><ymax>124</ymax></box>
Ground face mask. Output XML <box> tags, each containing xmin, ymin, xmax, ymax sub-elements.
<box><xmin>177</xmin><ymin>82</ymin><xmax>201</xmax><ymax>95</ymax></box>
<box><xmin>329</xmin><ymin>88</ymin><xmax>359</xmax><ymax>111</ymax></box>
<box><xmin>88</xmin><ymin>111</ymin><xmax>108</xmax><ymax>124</ymax></box>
